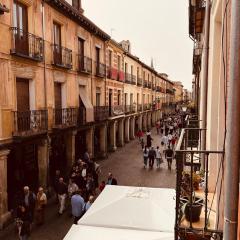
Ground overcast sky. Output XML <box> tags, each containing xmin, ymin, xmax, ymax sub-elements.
<box><xmin>83</xmin><ymin>0</ymin><xmax>193</xmax><ymax>90</ymax></box>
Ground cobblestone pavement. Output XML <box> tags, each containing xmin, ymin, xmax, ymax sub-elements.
<box><xmin>0</xmin><ymin>128</ymin><xmax>176</xmax><ymax>240</ymax></box>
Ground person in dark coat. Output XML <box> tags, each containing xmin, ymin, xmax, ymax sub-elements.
<box><xmin>22</xmin><ymin>186</ymin><xmax>36</xmax><ymax>223</ymax></box>
<box><xmin>148</xmin><ymin>147</ymin><xmax>156</xmax><ymax>169</ymax></box>
<box><xmin>16</xmin><ymin>205</ymin><xmax>31</xmax><ymax>240</ymax></box>
<box><xmin>107</xmin><ymin>173</ymin><xmax>118</xmax><ymax>185</ymax></box>
<box><xmin>146</xmin><ymin>130</ymin><xmax>153</xmax><ymax>147</ymax></box>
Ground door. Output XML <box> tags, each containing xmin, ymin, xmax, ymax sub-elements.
<box><xmin>78</xmin><ymin>38</ymin><xmax>85</xmax><ymax>70</ymax></box>
<box><xmin>109</xmin><ymin>89</ymin><xmax>112</xmax><ymax>115</ymax></box>
<box><xmin>16</xmin><ymin>78</ymin><xmax>30</xmax><ymax>131</ymax></box>
<box><xmin>54</xmin><ymin>82</ymin><xmax>62</xmax><ymax>125</ymax></box>
<box><xmin>53</xmin><ymin>22</ymin><xmax>62</xmax><ymax>65</ymax></box>
<box><xmin>96</xmin><ymin>47</ymin><xmax>100</xmax><ymax>74</ymax></box>
<box><xmin>13</xmin><ymin>0</ymin><xmax>28</xmax><ymax>55</ymax></box>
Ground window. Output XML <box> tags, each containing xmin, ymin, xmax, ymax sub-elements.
<box><xmin>117</xmin><ymin>55</ymin><xmax>121</xmax><ymax>71</ymax></box>
<box><xmin>131</xmin><ymin>66</ymin><xmax>133</xmax><ymax>76</ymax></box>
<box><xmin>117</xmin><ymin>90</ymin><xmax>121</xmax><ymax>105</ymax></box>
<box><xmin>96</xmin><ymin>47</ymin><xmax>100</xmax><ymax>63</ymax></box>
<box><xmin>143</xmin><ymin>71</ymin><xmax>145</xmax><ymax>80</ymax></box>
<box><xmin>137</xmin><ymin>67</ymin><xmax>139</xmax><ymax>79</ymax></box>
<box><xmin>125</xmin><ymin>63</ymin><xmax>128</xmax><ymax>73</ymax></box>
<box><xmin>108</xmin><ymin>50</ymin><xmax>112</xmax><ymax>67</ymax></box>
<box><xmin>53</xmin><ymin>22</ymin><xmax>61</xmax><ymax>46</ymax></box>
<box><xmin>78</xmin><ymin>38</ymin><xmax>84</xmax><ymax>56</ymax></box>
<box><xmin>130</xmin><ymin>93</ymin><xmax>133</xmax><ymax>105</ymax></box>
<box><xmin>125</xmin><ymin>93</ymin><xmax>127</xmax><ymax>105</ymax></box>
<box><xmin>96</xmin><ymin>88</ymin><xmax>101</xmax><ymax>106</ymax></box>
<box><xmin>13</xmin><ymin>0</ymin><xmax>28</xmax><ymax>31</ymax></box>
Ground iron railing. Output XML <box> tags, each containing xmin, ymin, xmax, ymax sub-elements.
<box><xmin>144</xmin><ymin>80</ymin><xmax>148</xmax><ymax>88</ymax></box>
<box><xmin>110</xmin><ymin>105</ymin><xmax>124</xmax><ymax>117</ymax></box>
<box><xmin>13</xmin><ymin>110</ymin><xmax>48</xmax><ymax>136</ymax></box>
<box><xmin>175</xmin><ymin>126</ymin><xmax>223</xmax><ymax>240</ymax></box>
<box><xmin>143</xmin><ymin>104</ymin><xmax>151</xmax><ymax>111</ymax></box>
<box><xmin>131</xmin><ymin>75</ymin><xmax>136</xmax><ymax>85</ymax></box>
<box><xmin>53</xmin><ymin>108</ymin><xmax>77</xmax><ymax>127</ymax></box>
<box><xmin>137</xmin><ymin>77</ymin><xmax>142</xmax><ymax>86</ymax></box>
<box><xmin>77</xmin><ymin>107</ymin><xmax>86</xmax><ymax>126</ymax></box>
<box><xmin>107</xmin><ymin>67</ymin><xmax>118</xmax><ymax>80</ymax></box>
<box><xmin>77</xmin><ymin>55</ymin><xmax>92</xmax><ymax>74</ymax></box>
<box><xmin>137</xmin><ymin>104</ymin><xmax>142</xmax><ymax>112</ymax></box>
<box><xmin>124</xmin><ymin>105</ymin><xmax>136</xmax><ymax>114</ymax></box>
<box><xmin>117</xmin><ymin>71</ymin><xmax>125</xmax><ymax>82</ymax></box>
<box><xmin>52</xmin><ymin>44</ymin><xmax>72</xmax><ymax>69</ymax></box>
<box><xmin>94</xmin><ymin>106</ymin><xmax>109</xmax><ymax>121</ymax></box>
<box><xmin>95</xmin><ymin>61</ymin><xmax>106</xmax><ymax>77</ymax></box>
<box><xmin>125</xmin><ymin>73</ymin><xmax>132</xmax><ymax>84</ymax></box>
<box><xmin>10</xmin><ymin>27</ymin><xmax>44</xmax><ymax>61</ymax></box>
<box><xmin>148</xmin><ymin>82</ymin><xmax>152</xmax><ymax>89</ymax></box>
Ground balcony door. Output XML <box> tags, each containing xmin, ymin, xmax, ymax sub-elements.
<box><xmin>53</xmin><ymin>22</ymin><xmax>62</xmax><ymax>65</ymax></box>
<box><xmin>109</xmin><ymin>89</ymin><xmax>112</xmax><ymax>115</ymax></box>
<box><xmin>78</xmin><ymin>38</ymin><xmax>84</xmax><ymax>70</ymax></box>
<box><xmin>54</xmin><ymin>82</ymin><xmax>62</xmax><ymax>125</ymax></box>
<box><xmin>16</xmin><ymin>78</ymin><xmax>30</xmax><ymax>131</ymax></box>
<box><xmin>13</xmin><ymin>0</ymin><xmax>28</xmax><ymax>55</ymax></box>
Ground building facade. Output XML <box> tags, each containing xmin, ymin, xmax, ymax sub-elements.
<box><xmin>0</xmin><ymin>0</ymin><xmax>176</xmax><ymax>228</ymax></box>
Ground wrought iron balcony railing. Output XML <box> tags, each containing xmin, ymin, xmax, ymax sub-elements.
<box><xmin>95</xmin><ymin>61</ymin><xmax>106</xmax><ymax>78</ymax></box>
<box><xmin>137</xmin><ymin>77</ymin><xmax>142</xmax><ymax>86</ymax></box>
<box><xmin>125</xmin><ymin>73</ymin><xmax>132</xmax><ymax>84</ymax></box>
<box><xmin>52</xmin><ymin>44</ymin><xmax>72</xmax><ymax>69</ymax></box>
<box><xmin>53</xmin><ymin>108</ymin><xmax>77</xmax><ymax>128</ymax></box>
<box><xmin>77</xmin><ymin>106</ymin><xmax>86</xmax><ymax>126</ymax></box>
<box><xmin>110</xmin><ymin>105</ymin><xmax>124</xmax><ymax>117</ymax></box>
<box><xmin>175</xmin><ymin>125</ymin><xmax>223</xmax><ymax>240</ymax></box>
<box><xmin>143</xmin><ymin>81</ymin><xmax>148</xmax><ymax>88</ymax></box>
<box><xmin>10</xmin><ymin>27</ymin><xmax>44</xmax><ymax>61</ymax></box>
<box><xmin>117</xmin><ymin>71</ymin><xmax>125</xmax><ymax>82</ymax></box>
<box><xmin>156</xmin><ymin>86</ymin><xmax>161</xmax><ymax>92</ymax></box>
<box><xmin>94</xmin><ymin>106</ymin><xmax>109</xmax><ymax>121</ymax></box>
<box><xmin>77</xmin><ymin>55</ymin><xmax>92</xmax><ymax>74</ymax></box>
<box><xmin>148</xmin><ymin>82</ymin><xmax>152</xmax><ymax>89</ymax></box>
<box><xmin>137</xmin><ymin>104</ymin><xmax>142</xmax><ymax>112</ymax></box>
<box><xmin>143</xmin><ymin>104</ymin><xmax>151</xmax><ymax>111</ymax></box>
<box><xmin>13</xmin><ymin>110</ymin><xmax>48</xmax><ymax>136</ymax></box>
<box><xmin>131</xmin><ymin>75</ymin><xmax>136</xmax><ymax>85</ymax></box>
<box><xmin>124</xmin><ymin>105</ymin><xmax>136</xmax><ymax>114</ymax></box>
<box><xmin>107</xmin><ymin>67</ymin><xmax>118</xmax><ymax>80</ymax></box>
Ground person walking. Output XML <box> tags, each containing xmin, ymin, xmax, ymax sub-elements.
<box><xmin>35</xmin><ymin>187</ymin><xmax>47</xmax><ymax>225</ymax></box>
<box><xmin>165</xmin><ymin>146</ymin><xmax>174</xmax><ymax>170</ymax></box>
<box><xmin>17</xmin><ymin>205</ymin><xmax>31</xmax><ymax>240</ymax></box>
<box><xmin>22</xmin><ymin>186</ymin><xmax>36</xmax><ymax>224</ymax></box>
<box><xmin>146</xmin><ymin>130</ymin><xmax>153</xmax><ymax>147</ymax></box>
<box><xmin>56</xmin><ymin>177</ymin><xmax>68</xmax><ymax>215</ymax></box>
<box><xmin>143</xmin><ymin>145</ymin><xmax>149</xmax><ymax>168</ymax></box>
<box><xmin>71</xmin><ymin>190</ymin><xmax>85</xmax><ymax>224</ymax></box>
<box><xmin>148</xmin><ymin>146</ymin><xmax>156</xmax><ymax>169</ymax></box>
<box><xmin>85</xmin><ymin>195</ymin><xmax>94</xmax><ymax>211</ymax></box>
<box><xmin>155</xmin><ymin>146</ymin><xmax>162</xmax><ymax>169</ymax></box>
<box><xmin>107</xmin><ymin>172</ymin><xmax>118</xmax><ymax>185</ymax></box>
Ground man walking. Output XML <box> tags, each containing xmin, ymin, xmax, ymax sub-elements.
<box><xmin>56</xmin><ymin>177</ymin><xmax>68</xmax><ymax>215</ymax></box>
<box><xmin>148</xmin><ymin>146</ymin><xmax>156</xmax><ymax>169</ymax></box>
<box><xmin>155</xmin><ymin>146</ymin><xmax>162</xmax><ymax>168</ymax></box>
<box><xmin>165</xmin><ymin>146</ymin><xmax>174</xmax><ymax>170</ymax></box>
<box><xmin>71</xmin><ymin>190</ymin><xmax>85</xmax><ymax>224</ymax></box>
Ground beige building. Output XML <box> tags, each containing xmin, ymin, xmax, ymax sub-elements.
<box><xmin>0</xmin><ymin>0</ymin><xmax>178</xmax><ymax>228</ymax></box>
<box><xmin>173</xmin><ymin>81</ymin><xmax>183</xmax><ymax>103</ymax></box>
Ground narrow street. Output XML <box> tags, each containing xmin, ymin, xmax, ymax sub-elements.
<box><xmin>0</xmin><ymin>128</ymin><xmax>175</xmax><ymax>240</ymax></box>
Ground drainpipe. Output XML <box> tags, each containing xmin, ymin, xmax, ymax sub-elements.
<box><xmin>224</xmin><ymin>0</ymin><xmax>240</xmax><ymax>239</ymax></box>
<box><xmin>200</xmin><ymin>0</ymin><xmax>211</xmax><ymax>167</ymax></box>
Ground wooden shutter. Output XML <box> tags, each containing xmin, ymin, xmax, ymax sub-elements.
<box><xmin>16</xmin><ymin>78</ymin><xmax>30</xmax><ymax>111</ymax></box>
<box><xmin>54</xmin><ymin>82</ymin><xmax>62</xmax><ymax>109</ymax></box>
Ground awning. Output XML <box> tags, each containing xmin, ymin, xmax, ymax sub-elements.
<box><xmin>79</xmin><ymin>87</ymin><xmax>94</xmax><ymax>122</ymax></box>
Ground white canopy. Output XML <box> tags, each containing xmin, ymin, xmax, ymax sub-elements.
<box><xmin>64</xmin><ymin>186</ymin><xmax>175</xmax><ymax>240</ymax></box>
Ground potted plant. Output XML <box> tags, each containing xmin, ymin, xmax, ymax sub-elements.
<box><xmin>180</xmin><ymin>171</ymin><xmax>204</xmax><ymax>223</ymax></box>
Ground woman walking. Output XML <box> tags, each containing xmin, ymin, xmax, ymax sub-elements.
<box><xmin>143</xmin><ymin>145</ymin><xmax>149</xmax><ymax>168</ymax></box>
<box><xmin>35</xmin><ymin>187</ymin><xmax>47</xmax><ymax>225</ymax></box>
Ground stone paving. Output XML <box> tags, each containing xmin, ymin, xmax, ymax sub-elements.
<box><xmin>0</xmin><ymin>128</ymin><xmax>176</xmax><ymax>240</ymax></box>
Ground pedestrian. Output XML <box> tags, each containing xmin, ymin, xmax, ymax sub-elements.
<box><xmin>35</xmin><ymin>187</ymin><xmax>47</xmax><ymax>225</ymax></box>
<box><xmin>160</xmin><ymin>141</ymin><xmax>166</xmax><ymax>162</ymax></box>
<box><xmin>155</xmin><ymin>146</ymin><xmax>162</xmax><ymax>168</ymax></box>
<box><xmin>68</xmin><ymin>178</ymin><xmax>79</xmax><ymax>198</ymax></box>
<box><xmin>71</xmin><ymin>190</ymin><xmax>85</xmax><ymax>224</ymax></box>
<box><xmin>99</xmin><ymin>181</ymin><xmax>106</xmax><ymax>192</ymax></box>
<box><xmin>148</xmin><ymin>146</ymin><xmax>156</xmax><ymax>169</ymax></box>
<box><xmin>156</xmin><ymin>120</ymin><xmax>160</xmax><ymax>134</ymax></box>
<box><xmin>83</xmin><ymin>150</ymin><xmax>90</xmax><ymax>163</ymax></box>
<box><xmin>107</xmin><ymin>172</ymin><xmax>118</xmax><ymax>185</ymax></box>
<box><xmin>86</xmin><ymin>175</ymin><xmax>95</xmax><ymax>196</ymax></box>
<box><xmin>165</xmin><ymin>146</ymin><xmax>174</xmax><ymax>170</ymax></box>
<box><xmin>140</xmin><ymin>138</ymin><xmax>144</xmax><ymax>150</ymax></box>
<box><xmin>16</xmin><ymin>204</ymin><xmax>31</xmax><ymax>240</ymax></box>
<box><xmin>85</xmin><ymin>195</ymin><xmax>94</xmax><ymax>211</ymax></box>
<box><xmin>22</xmin><ymin>186</ymin><xmax>36</xmax><ymax>224</ymax></box>
<box><xmin>56</xmin><ymin>177</ymin><xmax>68</xmax><ymax>215</ymax></box>
<box><xmin>146</xmin><ymin>130</ymin><xmax>153</xmax><ymax>147</ymax></box>
<box><xmin>53</xmin><ymin>169</ymin><xmax>61</xmax><ymax>203</ymax></box>
<box><xmin>143</xmin><ymin>145</ymin><xmax>149</xmax><ymax>168</ymax></box>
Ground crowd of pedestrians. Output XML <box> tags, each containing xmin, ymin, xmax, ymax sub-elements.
<box><xmin>14</xmin><ymin>150</ymin><xmax>118</xmax><ymax>239</ymax></box>
<box><xmin>140</xmin><ymin>111</ymin><xmax>183</xmax><ymax>170</ymax></box>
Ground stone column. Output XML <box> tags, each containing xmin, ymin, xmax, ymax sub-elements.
<box><xmin>130</xmin><ymin>117</ymin><xmax>135</xmax><ymax>140</ymax></box>
<box><xmin>117</xmin><ymin>119</ymin><xmax>124</xmax><ymax>147</ymax></box>
<box><xmin>65</xmin><ymin>130</ymin><xmax>77</xmax><ymax>171</ymax></box>
<box><xmin>124</xmin><ymin>117</ymin><xmax>130</xmax><ymax>143</ymax></box>
<box><xmin>138</xmin><ymin>115</ymin><xmax>143</xmax><ymax>131</ymax></box>
<box><xmin>110</xmin><ymin>121</ymin><xmax>117</xmax><ymax>151</ymax></box>
<box><xmin>0</xmin><ymin>149</ymin><xmax>10</xmax><ymax>229</ymax></box>
<box><xmin>38</xmin><ymin>139</ymin><xmax>48</xmax><ymax>189</ymax></box>
<box><xmin>99</xmin><ymin>124</ymin><xmax>107</xmax><ymax>158</ymax></box>
<box><xmin>86</xmin><ymin>127</ymin><xmax>94</xmax><ymax>158</ymax></box>
<box><xmin>142</xmin><ymin>114</ymin><xmax>147</xmax><ymax>131</ymax></box>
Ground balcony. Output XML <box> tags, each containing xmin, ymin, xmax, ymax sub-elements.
<box><xmin>10</xmin><ymin>27</ymin><xmax>43</xmax><ymax>61</ymax></box>
<box><xmin>137</xmin><ymin>77</ymin><xmax>142</xmax><ymax>86</ymax></box>
<box><xmin>107</xmin><ymin>67</ymin><xmax>118</xmax><ymax>80</ymax></box>
<box><xmin>95</xmin><ymin>61</ymin><xmax>106</xmax><ymax>78</ymax></box>
<box><xmin>124</xmin><ymin>105</ymin><xmax>136</xmax><ymax>114</ymax></box>
<box><xmin>52</xmin><ymin>44</ymin><xmax>72</xmax><ymax>69</ymax></box>
<box><xmin>152</xmin><ymin>85</ymin><xmax>156</xmax><ymax>90</ymax></box>
<box><xmin>125</xmin><ymin>73</ymin><xmax>132</xmax><ymax>84</ymax></box>
<box><xmin>156</xmin><ymin>86</ymin><xmax>161</xmax><ymax>92</ymax></box>
<box><xmin>117</xmin><ymin>71</ymin><xmax>125</xmax><ymax>82</ymax></box>
<box><xmin>143</xmin><ymin>104</ymin><xmax>151</xmax><ymax>111</ymax></box>
<box><xmin>53</xmin><ymin>108</ymin><xmax>77</xmax><ymax>128</ymax></box>
<box><xmin>13</xmin><ymin>110</ymin><xmax>48</xmax><ymax>137</ymax></box>
<box><xmin>77</xmin><ymin>55</ymin><xmax>92</xmax><ymax>74</ymax></box>
<box><xmin>137</xmin><ymin>104</ymin><xmax>142</xmax><ymax>112</ymax></box>
<box><xmin>110</xmin><ymin>105</ymin><xmax>124</xmax><ymax>117</ymax></box>
<box><xmin>148</xmin><ymin>82</ymin><xmax>152</xmax><ymax>89</ymax></box>
<box><xmin>94</xmin><ymin>106</ymin><xmax>109</xmax><ymax>121</ymax></box>
<box><xmin>131</xmin><ymin>75</ymin><xmax>136</xmax><ymax>85</ymax></box>
<box><xmin>143</xmin><ymin>81</ymin><xmax>148</xmax><ymax>88</ymax></box>
<box><xmin>175</xmin><ymin>117</ymin><xmax>223</xmax><ymax>240</ymax></box>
